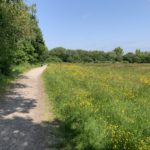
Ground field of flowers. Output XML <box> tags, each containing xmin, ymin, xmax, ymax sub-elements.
<box><xmin>43</xmin><ymin>63</ymin><xmax>150</xmax><ymax>150</ymax></box>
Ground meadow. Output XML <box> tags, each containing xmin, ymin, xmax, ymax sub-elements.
<box><xmin>43</xmin><ymin>63</ymin><xmax>150</xmax><ymax>150</ymax></box>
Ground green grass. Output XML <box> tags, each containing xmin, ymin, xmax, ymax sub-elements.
<box><xmin>43</xmin><ymin>63</ymin><xmax>150</xmax><ymax>150</ymax></box>
<box><xmin>0</xmin><ymin>63</ymin><xmax>38</xmax><ymax>94</ymax></box>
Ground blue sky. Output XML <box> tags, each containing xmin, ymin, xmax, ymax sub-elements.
<box><xmin>27</xmin><ymin>0</ymin><xmax>150</xmax><ymax>52</ymax></box>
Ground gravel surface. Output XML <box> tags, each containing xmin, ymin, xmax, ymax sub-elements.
<box><xmin>0</xmin><ymin>65</ymin><xmax>58</xmax><ymax>150</ymax></box>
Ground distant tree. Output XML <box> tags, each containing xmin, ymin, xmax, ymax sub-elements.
<box><xmin>143</xmin><ymin>52</ymin><xmax>150</xmax><ymax>63</ymax></box>
<box><xmin>90</xmin><ymin>51</ymin><xmax>106</xmax><ymax>62</ymax></box>
<box><xmin>106</xmin><ymin>51</ymin><xmax>116</xmax><ymax>62</ymax></box>
<box><xmin>135</xmin><ymin>49</ymin><xmax>141</xmax><ymax>55</ymax></box>
<box><xmin>134</xmin><ymin>49</ymin><xmax>142</xmax><ymax>63</ymax></box>
<box><xmin>49</xmin><ymin>47</ymin><xmax>67</xmax><ymax>62</ymax></box>
<box><xmin>123</xmin><ymin>52</ymin><xmax>135</xmax><ymax>63</ymax></box>
<box><xmin>48</xmin><ymin>47</ymin><xmax>150</xmax><ymax>64</ymax></box>
<box><xmin>113</xmin><ymin>47</ymin><xmax>124</xmax><ymax>61</ymax></box>
<box><xmin>114</xmin><ymin>47</ymin><xmax>124</xmax><ymax>56</ymax></box>
<box><xmin>47</xmin><ymin>56</ymin><xmax>62</xmax><ymax>62</ymax></box>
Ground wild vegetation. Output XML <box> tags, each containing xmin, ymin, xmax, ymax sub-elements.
<box><xmin>0</xmin><ymin>0</ymin><xmax>48</xmax><ymax>75</ymax></box>
<box><xmin>0</xmin><ymin>1</ymin><xmax>150</xmax><ymax>149</ymax></box>
<box><xmin>48</xmin><ymin>47</ymin><xmax>150</xmax><ymax>63</ymax></box>
<box><xmin>44</xmin><ymin>63</ymin><xmax>150</xmax><ymax>150</ymax></box>
<box><xmin>0</xmin><ymin>0</ymin><xmax>47</xmax><ymax>92</ymax></box>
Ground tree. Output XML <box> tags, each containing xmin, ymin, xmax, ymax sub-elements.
<box><xmin>123</xmin><ymin>52</ymin><xmax>135</xmax><ymax>63</ymax></box>
<box><xmin>48</xmin><ymin>47</ymin><xmax>150</xmax><ymax>64</ymax></box>
<box><xmin>113</xmin><ymin>47</ymin><xmax>124</xmax><ymax>61</ymax></box>
<box><xmin>31</xmin><ymin>26</ymin><xmax>48</xmax><ymax>63</ymax></box>
<box><xmin>49</xmin><ymin>47</ymin><xmax>67</xmax><ymax>62</ymax></box>
<box><xmin>106</xmin><ymin>51</ymin><xmax>116</xmax><ymax>62</ymax></box>
<box><xmin>0</xmin><ymin>0</ymin><xmax>35</xmax><ymax>74</ymax></box>
<box><xmin>0</xmin><ymin>0</ymin><xmax>48</xmax><ymax>74</ymax></box>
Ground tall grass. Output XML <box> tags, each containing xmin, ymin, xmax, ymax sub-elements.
<box><xmin>44</xmin><ymin>63</ymin><xmax>150</xmax><ymax>150</ymax></box>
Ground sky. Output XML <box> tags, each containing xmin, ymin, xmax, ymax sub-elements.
<box><xmin>27</xmin><ymin>0</ymin><xmax>150</xmax><ymax>52</ymax></box>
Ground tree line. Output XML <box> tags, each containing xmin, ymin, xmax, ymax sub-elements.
<box><xmin>1</xmin><ymin>0</ymin><xmax>149</xmax><ymax>75</ymax></box>
<box><xmin>48</xmin><ymin>47</ymin><xmax>150</xmax><ymax>63</ymax></box>
<box><xmin>0</xmin><ymin>0</ymin><xmax>48</xmax><ymax>75</ymax></box>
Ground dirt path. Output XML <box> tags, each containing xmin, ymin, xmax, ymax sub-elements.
<box><xmin>0</xmin><ymin>66</ymin><xmax>57</xmax><ymax>150</ymax></box>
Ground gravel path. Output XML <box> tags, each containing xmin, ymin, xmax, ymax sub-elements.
<box><xmin>0</xmin><ymin>66</ymin><xmax>57</xmax><ymax>150</ymax></box>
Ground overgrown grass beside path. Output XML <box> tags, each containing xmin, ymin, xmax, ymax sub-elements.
<box><xmin>43</xmin><ymin>63</ymin><xmax>150</xmax><ymax>150</ymax></box>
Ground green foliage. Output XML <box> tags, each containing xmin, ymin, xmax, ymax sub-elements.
<box><xmin>0</xmin><ymin>74</ymin><xmax>11</xmax><ymax>93</ymax></box>
<box><xmin>31</xmin><ymin>26</ymin><xmax>48</xmax><ymax>62</ymax></box>
<box><xmin>123</xmin><ymin>52</ymin><xmax>135</xmax><ymax>63</ymax></box>
<box><xmin>44</xmin><ymin>63</ymin><xmax>150</xmax><ymax>150</ymax></box>
<box><xmin>123</xmin><ymin>51</ymin><xmax>150</xmax><ymax>63</ymax></box>
<box><xmin>49</xmin><ymin>47</ymin><xmax>107</xmax><ymax>63</ymax></box>
<box><xmin>47</xmin><ymin>56</ymin><xmax>63</xmax><ymax>62</ymax></box>
<box><xmin>113</xmin><ymin>47</ymin><xmax>124</xmax><ymax>61</ymax></box>
<box><xmin>14</xmin><ymin>39</ymin><xmax>36</xmax><ymax>64</ymax></box>
<box><xmin>49</xmin><ymin>47</ymin><xmax>150</xmax><ymax>64</ymax></box>
<box><xmin>0</xmin><ymin>0</ymin><xmax>47</xmax><ymax>75</ymax></box>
